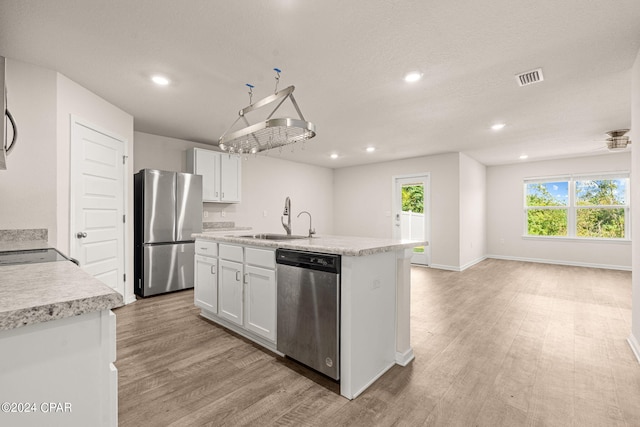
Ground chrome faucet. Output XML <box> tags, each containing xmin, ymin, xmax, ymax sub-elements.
<box><xmin>281</xmin><ymin>197</ymin><xmax>292</xmax><ymax>235</ymax></box>
<box><xmin>297</xmin><ymin>211</ymin><xmax>315</xmax><ymax>237</ymax></box>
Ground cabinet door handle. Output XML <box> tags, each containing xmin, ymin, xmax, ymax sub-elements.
<box><xmin>222</xmin><ymin>192</ymin><xmax>225</xmax><ymax>199</ymax></box>
<box><xmin>235</xmin><ymin>270</ymin><xmax>241</xmax><ymax>281</ymax></box>
<box><xmin>244</xmin><ymin>273</ymin><xmax>249</xmax><ymax>284</ymax></box>
<box><xmin>211</xmin><ymin>265</ymin><xmax>216</xmax><ymax>274</ymax></box>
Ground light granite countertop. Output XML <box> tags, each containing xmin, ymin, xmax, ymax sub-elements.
<box><xmin>0</xmin><ymin>246</ymin><xmax>124</xmax><ymax>331</ymax></box>
<box><xmin>193</xmin><ymin>232</ymin><xmax>428</xmax><ymax>256</ymax></box>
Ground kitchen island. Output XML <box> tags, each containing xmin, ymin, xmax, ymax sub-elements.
<box><xmin>0</xmin><ymin>241</ymin><xmax>123</xmax><ymax>427</ymax></box>
<box><xmin>192</xmin><ymin>232</ymin><xmax>426</xmax><ymax>400</ymax></box>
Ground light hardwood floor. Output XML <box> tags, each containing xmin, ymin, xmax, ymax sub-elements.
<box><xmin>115</xmin><ymin>259</ymin><xmax>640</xmax><ymax>426</ymax></box>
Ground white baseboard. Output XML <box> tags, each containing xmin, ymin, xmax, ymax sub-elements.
<box><xmin>429</xmin><ymin>255</ymin><xmax>630</xmax><ymax>272</ymax></box>
<box><xmin>124</xmin><ymin>294</ymin><xmax>137</xmax><ymax>305</ymax></box>
<box><xmin>429</xmin><ymin>256</ymin><xmax>486</xmax><ymax>272</ymax></box>
<box><xmin>486</xmin><ymin>254</ymin><xmax>631</xmax><ymax>271</ymax></box>
<box><xmin>395</xmin><ymin>348</ymin><xmax>415</xmax><ymax>366</ymax></box>
<box><xmin>429</xmin><ymin>263</ymin><xmax>462</xmax><ymax>272</ymax></box>
<box><xmin>628</xmin><ymin>334</ymin><xmax>640</xmax><ymax>364</ymax></box>
<box><xmin>459</xmin><ymin>256</ymin><xmax>487</xmax><ymax>271</ymax></box>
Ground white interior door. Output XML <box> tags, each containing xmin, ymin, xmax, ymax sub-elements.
<box><xmin>70</xmin><ymin>118</ymin><xmax>126</xmax><ymax>296</ymax></box>
<box><xmin>392</xmin><ymin>174</ymin><xmax>430</xmax><ymax>265</ymax></box>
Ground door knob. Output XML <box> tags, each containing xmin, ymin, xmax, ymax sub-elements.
<box><xmin>76</xmin><ymin>232</ymin><xmax>87</xmax><ymax>239</ymax></box>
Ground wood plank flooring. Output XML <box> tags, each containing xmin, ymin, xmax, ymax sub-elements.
<box><xmin>115</xmin><ymin>259</ymin><xmax>640</xmax><ymax>426</ymax></box>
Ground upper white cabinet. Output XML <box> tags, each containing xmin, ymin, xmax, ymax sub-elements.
<box><xmin>186</xmin><ymin>147</ymin><xmax>241</xmax><ymax>203</ymax></box>
<box><xmin>220</xmin><ymin>154</ymin><xmax>241</xmax><ymax>203</ymax></box>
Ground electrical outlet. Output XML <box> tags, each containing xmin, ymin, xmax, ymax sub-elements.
<box><xmin>263</xmin><ymin>210</ymin><xmax>268</xmax><ymax>217</ymax></box>
<box><xmin>203</xmin><ymin>211</ymin><xmax>208</xmax><ymax>218</ymax></box>
<box><xmin>221</xmin><ymin>211</ymin><xmax>226</xmax><ymax>218</ymax></box>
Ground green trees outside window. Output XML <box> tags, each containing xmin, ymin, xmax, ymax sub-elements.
<box><xmin>526</xmin><ymin>182</ymin><xmax>568</xmax><ymax>236</ymax></box>
<box><xmin>525</xmin><ymin>176</ymin><xmax>628</xmax><ymax>239</ymax></box>
<box><xmin>575</xmin><ymin>179</ymin><xmax>626</xmax><ymax>238</ymax></box>
<box><xmin>402</xmin><ymin>185</ymin><xmax>424</xmax><ymax>213</ymax></box>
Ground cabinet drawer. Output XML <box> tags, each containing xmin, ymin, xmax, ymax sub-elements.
<box><xmin>219</xmin><ymin>244</ymin><xmax>243</xmax><ymax>262</ymax></box>
<box><xmin>195</xmin><ymin>240</ymin><xmax>218</xmax><ymax>256</ymax></box>
<box><xmin>245</xmin><ymin>247</ymin><xmax>275</xmax><ymax>269</ymax></box>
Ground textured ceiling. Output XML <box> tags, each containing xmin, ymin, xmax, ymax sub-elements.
<box><xmin>1</xmin><ymin>0</ymin><xmax>639</xmax><ymax>168</ymax></box>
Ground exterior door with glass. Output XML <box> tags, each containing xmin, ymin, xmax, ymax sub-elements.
<box><xmin>393</xmin><ymin>174</ymin><xmax>430</xmax><ymax>265</ymax></box>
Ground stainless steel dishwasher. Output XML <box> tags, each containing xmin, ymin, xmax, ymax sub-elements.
<box><xmin>276</xmin><ymin>249</ymin><xmax>341</xmax><ymax>380</ymax></box>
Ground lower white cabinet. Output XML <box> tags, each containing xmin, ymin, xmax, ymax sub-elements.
<box><xmin>244</xmin><ymin>265</ymin><xmax>276</xmax><ymax>341</ymax></box>
<box><xmin>194</xmin><ymin>255</ymin><xmax>217</xmax><ymax>313</ymax></box>
<box><xmin>195</xmin><ymin>240</ymin><xmax>277</xmax><ymax>347</ymax></box>
<box><xmin>218</xmin><ymin>259</ymin><xmax>244</xmax><ymax>326</ymax></box>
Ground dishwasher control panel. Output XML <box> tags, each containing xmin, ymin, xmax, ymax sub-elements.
<box><xmin>275</xmin><ymin>249</ymin><xmax>340</xmax><ymax>273</ymax></box>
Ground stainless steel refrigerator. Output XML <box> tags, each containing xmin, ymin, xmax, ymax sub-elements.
<box><xmin>134</xmin><ymin>169</ymin><xmax>202</xmax><ymax>297</ymax></box>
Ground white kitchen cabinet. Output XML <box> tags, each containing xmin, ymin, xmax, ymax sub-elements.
<box><xmin>220</xmin><ymin>153</ymin><xmax>241</xmax><ymax>203</ymax></box>
<box><xmin>186</xmin><ymin>147</ymin><xmax>241</xmax><ymax>203</ymax></box>
<box><xmin>194</xmin><ymin>240</ymin><xmax>277</xmax><ymax>349</ymax></box>
<box><xmin>187</xmin><ymin>147</ymin><xmax>220</xmax><ymax>201</ymax></box>
<box><xmin>218</xmin><ymin>259</ymin><xmax>244</xmax><ymax>326</ymax></box>
<box><xmin>195</xmin><ymin>255</ymin><xmax>217</xmax><ymax>313</ymax></box>
<box><xmin>244</xmin><ymin>265</ymin><xmax>276</xmax><ymax>341</ymax></box>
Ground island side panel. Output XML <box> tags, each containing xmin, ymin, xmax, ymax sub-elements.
<box><xmin>340</xmin><ymin>251</ymin><xmax>397</xmax><ymax>399</ymax></box>
<box><xmin>396</xmin><ymin>248</ymin><xmax>415</xmax><ymax>365</ymax></box>
<box><xmin>0</xmin><ymin>310</ymin><xmax>117</xmax><ymax>427</ymax></box>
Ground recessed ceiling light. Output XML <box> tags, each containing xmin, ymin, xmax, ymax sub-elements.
<box><xmin>330</xmin><ymin>153</ymin><xmax>339</xmax><ymax>159</ymax></box>
<box><xmin>519</xmin><ymin>154</ymin><xmax>528</xmax><ymax>160</ymax></box>
<box><xmin>404</xmin><ymin>71</ymin><xmax>423</xmax><ymax>83</ymax></box>
<box><xmin>366</xmin><ymin>147</ymin><xmax>376</xmax><ymax>153</ymax></box>
<box><xmin>151</xmin><ymin>75</ymin><xmax>170</xmax><ymax>86</ymax></box>
<box><xmin>491</xmin><ymin>123</ymin><xmax>506</xmax><ymax>131</ymax></box>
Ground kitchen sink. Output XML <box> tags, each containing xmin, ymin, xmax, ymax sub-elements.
<box><xmin>237</xmin><ymin>233</ymin><xmax>309</xmax><ymax>240</ymax></box>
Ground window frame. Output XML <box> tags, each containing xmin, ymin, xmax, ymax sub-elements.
<box><xmin>523</xmin><ymin>172</ymin><xmax>630</xmax><ymax>241</ymax></box>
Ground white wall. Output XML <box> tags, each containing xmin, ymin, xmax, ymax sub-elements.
<box><xmin>459</xmin><ymin>153</ymin><xmax>487</xmax><ymax>269</ymax></box>
<box><xmin>56</xmin><ymin>74</ymin><xmax>134</xmax><ymax>300</ymax></box>
<box><xmin>630</xmin><ymin>46</ymin><xmax>640</xmax><ymax>361</ymax></box>
<box><xmin>487</xmin><ymin>153</ymin><xmax>632</xmax><ymax>270</ymax></box>
<box><xmin>0</xmin><ymin>59</ymin><xmax>134</xmax><ymax>299</ymax></box>
<box><xmin>333</xmin><ymin>153</ymin><xmax>461</xmax><ymax>270</ymax></box>
<box><xmin>0</xmin><ymin>59</ymin><xmax>57</xmax><ymax>242</ymax></box>
<box><xmin>56</xmin><ymin>74</ymin><xmax>134</xmax><ymax>250</ymax></box>
<box><xmin>134</xmin><ymin>132</ymin><xmax>334</xmax><ymax>236</ymax></box>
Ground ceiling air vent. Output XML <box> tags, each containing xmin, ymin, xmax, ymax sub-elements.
<box><xmin>515</xmin><ymin>68</ymin><xmax>544</xmax><ymax>87</ymax></box>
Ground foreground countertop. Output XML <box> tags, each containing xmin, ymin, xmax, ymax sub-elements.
<box><xmin>0</xmin><ymin>257</ymin><xmax>124</xmax><ymax>331</ymax></box>
<box><xmin>193</xmin><ymin>232</ymin><xmax>428</xmax><ymax>256</ymax></box>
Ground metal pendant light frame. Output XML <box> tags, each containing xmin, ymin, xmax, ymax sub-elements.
<box><xmin>218</xmin><ymin>85</ymin><xmax>316</xmax><ymax>154</ymax></box>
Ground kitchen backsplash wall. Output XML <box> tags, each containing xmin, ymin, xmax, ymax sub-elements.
<box><xmin>134</xmin><ymin>132</ymin><xmax>334</xmax><ymax>235</ymax></box>
<box><xmin>0</xmin><ymin>228</ymin><xmax>47</xmax><ymax>242</ymax></box>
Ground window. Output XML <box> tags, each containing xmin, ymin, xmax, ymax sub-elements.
<box><xmin>524</xmin><ymin>173</ymin><xmax>629</xmax><ymax>239</ymax></box>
